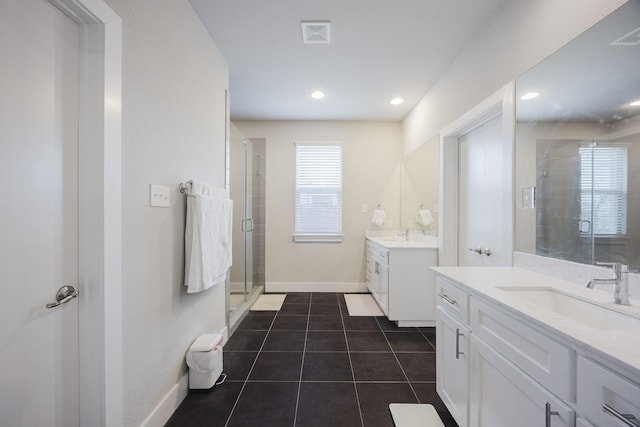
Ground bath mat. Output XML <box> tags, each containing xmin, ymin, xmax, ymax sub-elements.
<box><xmin>250</xmin><ymin>294</ymin><xmax>286</xmax><ymax>311</ymax></box>
<box><xmin>389</xmin><ymin>403</ymin><xmax>444</xmax><ymax>427</ymax></box>
<box><xmin>344</xmin><ymin>294</ymin><xmax>384</xmax><ymax>316</ymax></box>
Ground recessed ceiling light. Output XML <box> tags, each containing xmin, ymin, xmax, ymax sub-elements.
<box><xmin>311</xmin><ymin>91</ymin><xmax>326</xmax><ymax>99</ymax></box>
<box><xmin>390</xmin><ymin>97</ymin><xmax>404</xmax><ymax>105</ymax></box>
<box><xmin>520</xmin><ymin>92</ymin><xmax>540</xmax><ymax>100</ymax></box>
<box><xmin>629</xmin><ymin>99</ymin><xmax>640</xmax><ymax>107</ymax></box>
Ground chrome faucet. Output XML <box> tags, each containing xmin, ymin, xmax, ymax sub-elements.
<box><xmin>586</xmin><ymin>262</ymin><xmax>630</xmax><ymax>305</ymax></box>
<box><xmin>395</xmin><ymin>229</ymin><xmax>409</xmax><ymax>241</ymax></box>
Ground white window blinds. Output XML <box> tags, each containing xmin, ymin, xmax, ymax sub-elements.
<box><xmin>295</xmin><ymin>142</ymin><xmax>343</xmax><ymax>237</ymax></box>
<box><xmin>579</xmin><ymin>146</ymin><xmax>628</xmax><ymax>236</ymax></box>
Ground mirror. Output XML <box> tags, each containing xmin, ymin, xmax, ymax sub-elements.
<box><xmin>514</xmin><ymin>1</ymin><xmax>640</xmax><ymax>272</ymax></box>
<box><xmin>400</xmin><ymin>134</ymin><xmax>439</xmax><ymax>235</ymax></box>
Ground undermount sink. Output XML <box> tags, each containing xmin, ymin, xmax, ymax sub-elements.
<box><xmin>496</xmin><ymin>286</ymin><xmax>640</xmax><ymax>331</ymax></box>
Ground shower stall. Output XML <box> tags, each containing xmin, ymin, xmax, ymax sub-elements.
<box><xmin>228</xmin><ymin>123</ymin><xmax>265</xmax><ymax>329</ymax></box>
<box><xmin>536</xmin><ymin>139</ymin><xmax>634</xmax><ymax>269</ymax></box>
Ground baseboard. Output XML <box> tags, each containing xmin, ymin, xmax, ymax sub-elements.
<box><xmin>265</xmin><ymin>282</ymin><xmax>368</xmax><ymax>293</ymax></box>
<box><xmin>140</xmin><ymin>325</ymin><xmax>229</xmax><ymax>427</ymax></box>
<box><xmin>139</xmin><ymin>374</ymin><xmax>188</xmax><ymax>427</ymax></box>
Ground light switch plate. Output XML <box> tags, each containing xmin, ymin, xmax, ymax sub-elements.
<box><xmin>361</xmin><ymin>204</ymin><xmax>368</xmax><ymax>213</ymax></box>
<box><xmin>150</xmin><ymin>184</ymin><xmax>170</xmax><ymax>207</ymax></box>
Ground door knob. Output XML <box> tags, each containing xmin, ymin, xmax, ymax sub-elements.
<box><xmin>45</xmin><ymin>285</ymin><xmax>79</xmax><ymax>309</ymax></box>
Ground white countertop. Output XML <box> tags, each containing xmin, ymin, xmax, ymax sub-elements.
<box><xmin>433</xmin><ymin>266</ymin><xmax>640</xmax><ymax>379</ymax></box>
<box><xmin>367</xmin><ymin>235</ymin><xmax>438</xmax><ymax>249</ymax></box>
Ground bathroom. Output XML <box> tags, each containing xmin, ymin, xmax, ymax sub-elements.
<box><xmin>1</xmin><ymin>0</ymin><xmax>638</xmax><ymax>426</ymax></box>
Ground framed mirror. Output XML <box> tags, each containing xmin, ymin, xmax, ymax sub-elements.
<box><xmin>514</xmin><ymin>1</ymin><xmax>640</xmax><ymax>272</ymax></box>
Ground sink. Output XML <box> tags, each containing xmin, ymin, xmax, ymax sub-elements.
<box><xmin>496</xmin><ymin>286</ymin><xmax>640</xmax><ymax>331</ymax></box>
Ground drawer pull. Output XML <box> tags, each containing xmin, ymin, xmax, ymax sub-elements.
<box><xmin>439</xmin><ymin>293</ymin><xmax>457</xmax><ymax>306</ymax></box>
<box><xmin>545</xmin><ymin>402</ymin><xmax>560</xmax><ymax>427</ymax></box>
<box><xmin>455</xmin><ymin>328</ymin><xmax>464</xmax><ymax>359</ymax></box>
<box><xmin>604</xmin><ymin>403</ymin><xmax>640</xmax><ymax>427</ymax></box>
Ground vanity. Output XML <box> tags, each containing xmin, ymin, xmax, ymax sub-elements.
<box><xmin>433</xmin><ymin>266</ymin><xmax>640</xmax><ymax>427</ymax></box>
<box><xmin>366</xmin><ymin>235</ymin><xmax>438</xmax><ymax>326</ymax></box>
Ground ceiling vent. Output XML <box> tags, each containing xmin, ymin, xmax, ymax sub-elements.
<box><xmin>301</xmin><ymin>21</ymin><xmax>331</xmax><ymax>44</ymax></box>
<box><xmin>610</xmin><ymin>27</ymin><xmax>640</xmax><ymax>45</ymax></box>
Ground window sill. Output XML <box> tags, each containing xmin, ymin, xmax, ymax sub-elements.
<box><xmin>293</xmin><ymin>233</ymin><xmax>344</xmax><ymax>243</ymax></box>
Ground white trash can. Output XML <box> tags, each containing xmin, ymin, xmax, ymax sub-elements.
<box><xmin>186</xmin><ymin>333</ymin><xmax>224</xmax><ymax>389</ymax></box>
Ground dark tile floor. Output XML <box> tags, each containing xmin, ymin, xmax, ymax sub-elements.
<box><xmin>166</xmin><ymin>293</ymin><xmax>458</xmax><ymax>427</ymax></box>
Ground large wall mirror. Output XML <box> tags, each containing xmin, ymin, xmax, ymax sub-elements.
<box><xmin>400</xmin><ymin>135</ymin><xmax>439</xmax><ymax>235</ymax></box>
<box><xmin>515</xmin><ymin>1</ymin><xmax>640</xmax><ymax>272</ymax></box>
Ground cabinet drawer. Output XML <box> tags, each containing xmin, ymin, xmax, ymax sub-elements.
<box><xmin>470</xmin><ymin>297</ymin><xmax>574</xmax><ymax>402</ymax></box>
<box><xmin>436</xmin><ymin>277</ymin><xmax>469</xmax><ymax>325</ymax></box>
<box><xmin>577</xmin><ymin>356</ymin><xmax>640</xmax><ymax>427</ymax></box>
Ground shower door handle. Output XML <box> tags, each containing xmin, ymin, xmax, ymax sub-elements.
<box><xmin>241</xmin><ymin>218</ymin><xmax>254</xmax><ymax>232</ymax></box>
<box><xmin>578</xmin><ymin>219</ymin><xmax>591</xmax><ymax>233</ymax></box>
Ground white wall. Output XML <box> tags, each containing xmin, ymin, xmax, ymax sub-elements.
<box><xmin>234</xmin><ymin>121</ymin><xmax>402</xmax><ymax>291</ymax></box>
<box><xmin>102</xmin><ymin>1</ymin><xmax>228</xmax><ymax>426</ymax></box>
<box><xmin>402</xmin><ymin>0</ymin><xmax>627</xmax><ymax>155</ymax></box>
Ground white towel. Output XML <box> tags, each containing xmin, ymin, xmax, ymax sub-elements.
<box><xmin>184</xmin><ymin>181</ymin><xmax>233</xmax><ymax>293</ymax></box>
<box><xmin>371</xmin><ymin>208</ymin><xmax>386</xmax><ymax>226</ymax></box>
<box><xmin>416</xmin><ymin>209</ymin><xmax>433</xmax><ymax>226</ymax></box>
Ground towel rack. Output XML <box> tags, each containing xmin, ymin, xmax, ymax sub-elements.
<box><xmin>179</xmin><ymin>180</ymin><xmax>193</xmax><ymax>194</ymax></box>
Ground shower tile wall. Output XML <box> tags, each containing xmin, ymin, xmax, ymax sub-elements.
<box><xmin>251</xmin><ymin>138</ymin><xmax>266</xmax><ymax>287</ymax></box>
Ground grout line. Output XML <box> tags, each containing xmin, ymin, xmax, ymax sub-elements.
<box><xmin>375</xmin><ymin>317</ymin><xmax>421</xmax><ymax>403</ymax></box>
<box><xmin>292</xmin><ymin>293</ymin><xmax>311</xmax><ymax>427</ymax></box>
<box><xmin>339</xmin><ymin>294</ymin><xmax>366</xmax><ymax>427</ymax></box>
<box><xmin>223</xmin><ymin>309</ymin><xmax>278</xmax><ymax>427</ymax></box>
<box><xmin>416</xmin><ymin>327</ymin><xmax>437</xmax><ymax>351</ymax></box>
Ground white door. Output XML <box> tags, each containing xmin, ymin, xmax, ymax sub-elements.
<box><xmin>458</xmin><ymin>115</ymin><xmax>509</xmax><ymax>266</ymax></box>
<box><xmin>0</xmin><ymin>0</ymin><xmax>80</xmax><ymax>425</ymax></box>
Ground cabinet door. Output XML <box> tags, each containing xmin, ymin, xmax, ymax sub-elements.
<box><xmin>366</xmin><ymin>250</ymin><xmax>374</xmax><ymax>293</ymax></box>
<box><xmin>470</xmin><ymin>335</ymin><xmax>574</xmax><ymax>427</ymax></box>
<box><xmin>377</xmin><ymin>261</ymin><xmax>389</xmax><ymax>315</ymax></box>
<box><xmin>436</xmin><ymin>307</ymin><xmax>469</xmax><ymax>427</ymax></box>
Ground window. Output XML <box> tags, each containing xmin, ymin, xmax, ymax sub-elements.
<box><xmin>579</xmin><ymin>145</ymin><xmax>628</xmax><ymax>236</ymax></box>
<box><xmin>294</xmin><ymin>142</ymin><xmax>343</xmax><ymax>242</ymax></box>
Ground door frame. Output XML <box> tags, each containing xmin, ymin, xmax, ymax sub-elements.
<box><xmin>438</xmin><ymin>82</ymin><xmax>515</xmax><ymax>266</ymax></box>
<box><xmin>47</xmin><ymin>0</ymin><xmax>122</xmax><ymax>425</ymax></box>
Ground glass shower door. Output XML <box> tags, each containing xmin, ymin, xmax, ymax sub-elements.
<box><xmin>229</xmin><ymin>123</ymin><xmax>255</xmax><ymax>315</ymax></box>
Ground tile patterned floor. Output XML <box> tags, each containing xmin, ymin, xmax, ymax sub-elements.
<box><xmin>166</xmin><ymin>293</ymin><xmax>458</xmax><ymax>427</ymax></box>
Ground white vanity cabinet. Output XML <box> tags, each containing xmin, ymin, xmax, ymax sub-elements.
<box><xmin>366</xmin><ymin>238</ymin><xmax>438</xmax><ymax>326</ymax></box>
<box><xmin>432</xmin><ymin>267</ymin><xmax>640</xmax><ymax>427</ymax></box>
<box><xmin>436</xmin><ymin>277</ymin><xmax>470</xmax><ymax>427</ymax></box>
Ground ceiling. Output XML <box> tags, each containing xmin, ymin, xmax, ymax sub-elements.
<box><xmin>189</xmin><ymin>0</ymin><xmax>506</xmax><ymax>122</ymax></box>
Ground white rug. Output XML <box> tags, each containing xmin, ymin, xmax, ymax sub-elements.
<box><xmin>250</xmin><ymin>294</ymin><xmax>286</xmax><ymax>311</ymax></box>
<box><xmin>344</xmin><ymin>294</ymin><xmax>384</xmax><ymax>316</ymax></box>
<box><xmin>389</xmin><ymin>404</ymin><xmax>444</xmax><ymax>427</ymax></box>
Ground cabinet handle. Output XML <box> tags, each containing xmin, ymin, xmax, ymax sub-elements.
<box><xmin>545</xmin><ymin>402</ymin><xmax>560</xmax><ymax>427</ymax></box>
<box><xmin>604</xmin><ymin>403</ymin><xmax>640</xmax><ymax>427</ymax></box>
<box><xmin>439</xmin><ymin>293</ymin><xmax>457</xmax><ymax>306</ymax></box>
<box><xmin>455</xmin><ymin>328</ymin><xmax>464</xmax><ymax>359</ymax></box>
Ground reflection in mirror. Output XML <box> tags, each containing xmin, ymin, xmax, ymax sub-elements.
<box><xmin>400</xmin><ymin>134</ymin><xmax>439</xmax><ymax>235</ymax></box>
<box><xmin>515</xmin><ymin>1</ymin><xmax>640</xmax><ymax>272</ymax></box>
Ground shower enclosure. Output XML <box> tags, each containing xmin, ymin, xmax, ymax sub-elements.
<box><xmin>228</xmin><ymin>123</ymin><xmax>265</xmax><ymax>328</ymax></box>
<box><xmin>536</xmin><ymin>139</ymin><xmax>634</xmax><ymax>269</ymax></box>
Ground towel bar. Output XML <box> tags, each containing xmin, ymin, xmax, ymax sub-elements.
<box><xmin>179</xmin><ymin>180</ymin><xmax>193</xmax><ymax>194</ymax></box>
